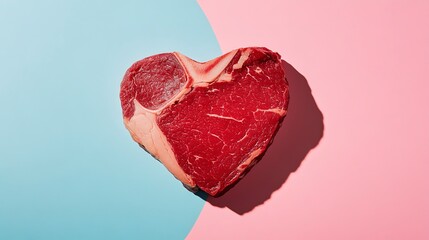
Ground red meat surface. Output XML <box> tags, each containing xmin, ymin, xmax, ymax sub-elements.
<box><xmin>120</xmin><ymin>47</ymin><xmax>289</xmax><ymax>196</ymax></box>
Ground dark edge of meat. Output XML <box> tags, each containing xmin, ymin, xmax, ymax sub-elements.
<box><xmin>138</xmin><ymin>143</ymin><xmax>160</xmax><ymax>163</ymax></box>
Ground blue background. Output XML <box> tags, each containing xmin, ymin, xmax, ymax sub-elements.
<box><xmin>0</xmin><ymin>0</ymin><xmax>219</xmax><ymax>239</ymax></box>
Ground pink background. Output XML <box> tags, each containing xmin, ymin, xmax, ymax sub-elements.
<box><xmin>188</xmin><ymin>0</ymin><xmax>429</xmax><ymax>239</ymax></box>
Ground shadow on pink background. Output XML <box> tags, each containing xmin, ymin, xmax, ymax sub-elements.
<box><xmin>190</xmin><ymin>0</ymin><xmax>429</xmax><ymax>239</ymax></box>
<box><xmin>206</xmin><ymin>61</ymin><xmax>324</xmax><ymax>214</ymax></box>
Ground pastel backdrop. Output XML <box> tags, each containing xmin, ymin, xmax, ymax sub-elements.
<box><xmin>1</xmin><ymin>0</ymin><xmax>428</xmax><ymax>239</ymax></box>
<box><xmin>189</xmin><ymin>0</ymin><xmax>429</xmax><ymax>239</ymax></box>
<box><xmin>0</xmin><ymin>0</ymin><xmax>219</xmax><ymax>239</ymax></box>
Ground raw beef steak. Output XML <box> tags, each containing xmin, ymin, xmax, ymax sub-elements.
<box><xmin>120</xmin><ymin>47</ymin><xmax>289</xmax><ymax>196</ymax></box>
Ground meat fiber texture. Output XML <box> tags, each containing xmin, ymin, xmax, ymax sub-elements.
<box><xmin>120</xmin><ymin>47</ymin><xmax>289</xmax><ymax>196</ymax></box>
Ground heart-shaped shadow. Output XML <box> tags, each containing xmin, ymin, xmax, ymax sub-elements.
<box><xmin>195</xmin><ymin>60</ymin><xmax>324</xmax><ymax>215</ymax></box>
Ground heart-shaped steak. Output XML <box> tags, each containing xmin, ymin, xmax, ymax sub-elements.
<box><xmin>120</xmin><ymin>47</ymin><xmax>289</xmax><ymax>196</ymax></box>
